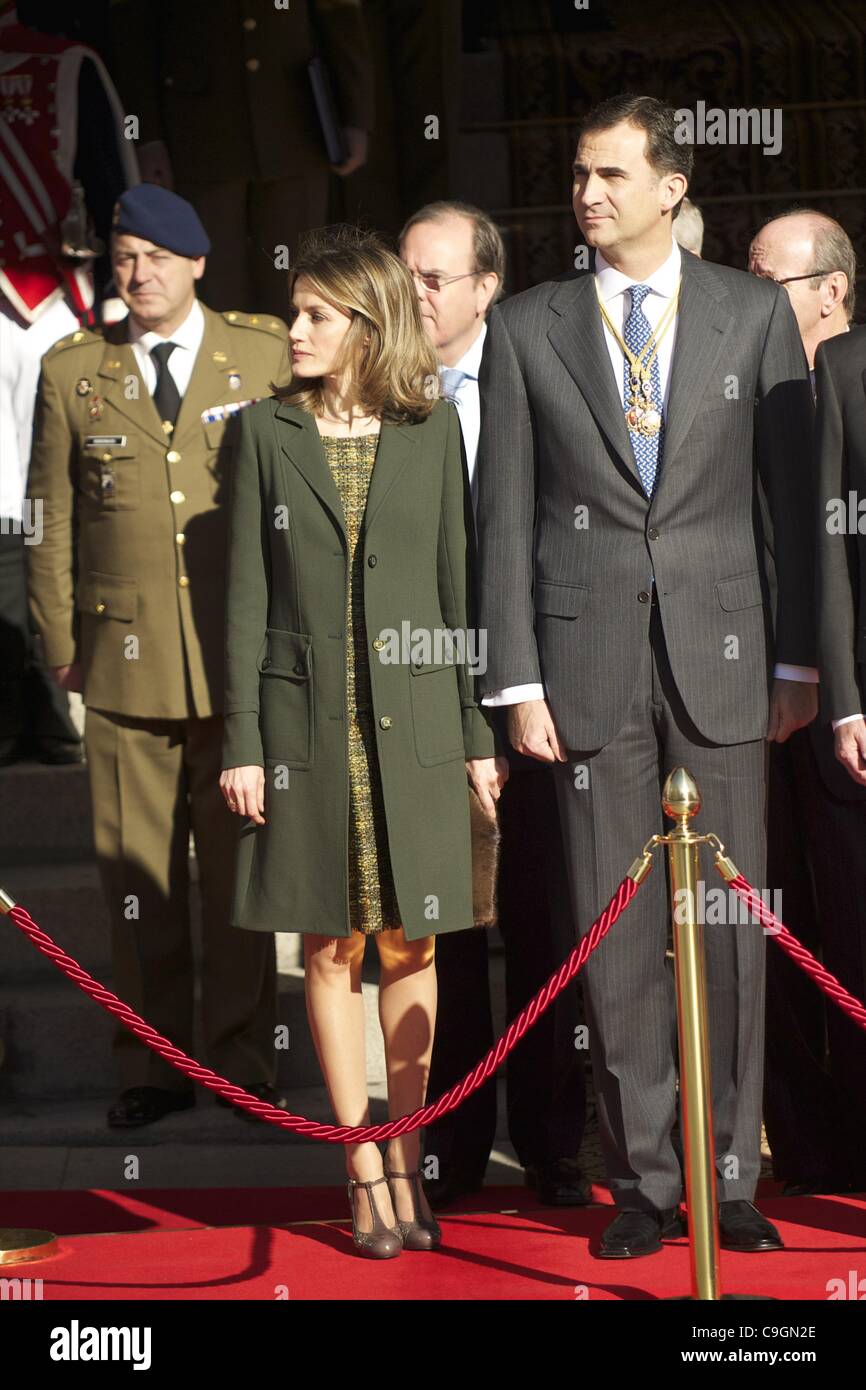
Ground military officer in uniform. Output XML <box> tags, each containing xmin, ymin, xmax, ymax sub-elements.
<box><xmin>26</xmin><ymin>183</ymin><xmax>289</xmax><ymax>1127</ymax></box>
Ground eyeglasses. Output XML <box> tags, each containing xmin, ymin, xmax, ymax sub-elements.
<box><xmin>753</xmin><ymin>269</ymin><xmax>839</xmax><ymax>286</ymax></box>
<box><xmin>410</xmin><ymin>269</ymin><xmax>481</xmax><ymax>293</ymax></box>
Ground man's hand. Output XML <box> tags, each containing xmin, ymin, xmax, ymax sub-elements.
<box><xmin>136</xmin><ymin>140</ymin><xmax>174</xmax><ymax>188</ymax></box>
<box><xmin>507</xmin><ymin>699</ymin><xmax>568</xmax><ymax>763</ymax></box>
<box><xmin>331</xmin><ymin>126</ymin><xmax>368</xmax><ymax>177</ymax></box>
<box><xmin>220</xmin><ymin>765</ymin><xmax>266</xmax><ymax>824</ymax></box>
<box><xmin>50</xmin><ymin>662</ymin><xmax>83</xmax><ymax>693</ymax></box>
<box><xmin>833</xmin><ymin>717</ymin><xmax>866</xmax><ymax>787</ymax></box>
<box><xmin>466</xmin><ymin>754</ymin><xmax>509</xmax><ymax>817</ymax></box>
<box><xmin>766</xmin><ymin>679</ymin><xmax>818</xmax><ymax>743</ymax></box>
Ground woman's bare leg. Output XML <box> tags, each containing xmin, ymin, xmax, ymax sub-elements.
<box><xmin>375</xmin><ymin>926</ymin><xmax>438</xmax><ymax>1224</ymax></box>
<box><xmin>303</xmin><ymin>931</ymin><xmax>396</xmax><ymax>1232</ymax></box>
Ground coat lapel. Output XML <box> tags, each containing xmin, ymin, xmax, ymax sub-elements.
<box><xmin>95</xmin><ymin>323</ymin><xmax>167</xmax><ymax>448</ymax></box>
<box><xmin>658</xmin><ymin>252</ymin><xmax>734</xmax><ymax>477</ymax></box>
<box><xmin>547</xmin><ymin>272</ymin><xmax>641</xmax><ymax>488</ymax></box>
<box><xmin>172</xmin><ymin>304</ymin><xmax>243</xmax><ymax>448</ymax></box>
<box><xmin>274</xmin><ymin>403</ymin><xmax>417</xmax><ymax>547</ymax></box>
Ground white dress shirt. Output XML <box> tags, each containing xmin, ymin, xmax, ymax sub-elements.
<box><xmin>438</xmin><ymin>320</ymin><xmax>486</xmax><ymax>494</ymax></box>
<box><xmin>128</xmin><ymin>297</ymin><xmax>205</xmax><ymax>399</ymax></box>
<box><xmin>482</xmin><ymin>241</ymin><xmax>817</xmax><ymax>709</ymax></box>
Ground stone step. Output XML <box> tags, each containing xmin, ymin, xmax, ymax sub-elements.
<box><xmin>0</xmin><ymin>860</ymin><xmax>112</xmax><ymax>981</ymax></box>
<box><xmin>0</xmin><ymin>971</ymin><xmax>337</xmax><ymax>1101</ymax></box>
<box><xmin>0</xmin><ymin>761</ymin><xmax>93</xmax><ymax>863</ymax></box>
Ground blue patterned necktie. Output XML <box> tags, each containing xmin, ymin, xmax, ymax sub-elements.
<box><xmin>622</xmin><ymin>284</ymin><xmax>663</xmax><ymax>498</ymax></box>
<box><xmin>440</xmin><ymin>366</ymin><xmax>467</xmax><ymax>402</ymax></box>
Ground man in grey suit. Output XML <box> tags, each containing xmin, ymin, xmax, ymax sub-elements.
<box><xmin>475</xmin><ymin>94</ymin><xmax>818</xmax><ymax>1258</ymax></box>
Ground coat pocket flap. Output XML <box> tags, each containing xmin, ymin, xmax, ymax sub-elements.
<box><xmin>260</xmin><ymin>627</ymin><xmax>312</xmax><ymax>679</ymax></box>
<box><xmin>715</xmin><ymin>571</ymin><xmax>763</xmax><ymax>611</ymax></box>
<box><xmin>409</xmin><ymin>656</ymin><xmax>459</xmax><ymax>675</ymax></box>
<box><xmin>534</xmin><ymin>580</ymin><xmax>591</xmax><ymax>618</ymax></box>
<box><xmin>76</xmin><ymin>570</ymin><xmax>137</xmax><ymax>621</ymax></box>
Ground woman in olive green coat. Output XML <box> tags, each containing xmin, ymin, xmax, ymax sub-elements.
<box><xmin>220</xmin><ymin>227</ymin><xmax>507</xmax><ymax>1258</ymax></box>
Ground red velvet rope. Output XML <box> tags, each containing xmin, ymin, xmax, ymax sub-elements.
<box><xmin>6</xmin><ymin>873</ymin><xmax>639</xmax><ymax>1141</ymax></box>
<box><xmin>729</xmin><ymin>874</ymin><xmax>866</xmax><ymax>1032</ymax></box>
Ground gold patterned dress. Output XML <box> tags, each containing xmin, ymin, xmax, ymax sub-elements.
<box><xmin>322</xmin><ymin>433</ymin><xmax>402</xmax><ymax>934</ymax></box>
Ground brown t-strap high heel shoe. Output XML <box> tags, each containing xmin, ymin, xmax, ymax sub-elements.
<box><xmin>346</xmin><ymin>1175</ymin><xmax>403</xmax><ymax>1258</ymax></box>
<box><xmin>384</xmin><ymin>1164</ymin><xmax>442</xmax><ymax>1251</ymax></box>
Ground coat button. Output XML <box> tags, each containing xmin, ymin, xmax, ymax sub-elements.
<box><xmin>178</xmin><ymin>575</ymin><xmax>190</xmax><ymax>587</ymax></box>
<box><xmin>166</xmin><ymin>449</ymin><xmax>181</xmax><ymax>464</ymax></box>
<box><xmin>372</xmin><ymin>638</ymin><xmax>385</xmax><ymax>651</ymax></box>
<box><xmin>246</xmin><ymin>57</ymin><xmax>260</xmax><ymax>72</ymax></box>
<box><xmin>293</xmin><ymin>662</ymin><xmax>304</xmax><ymax>675</ymax></box>
<box><xmin>648</xmin><ymin>527</ymin><xmax>659</xmax><ymax>540</ymax></box>
<box><xmin>243</xmin><ymin>16</ymin><xmax>257</xmax><ymax>28</ymax></box>
<box><xmin>379</xmin><ymin>716</ymin><xmax>392</xmax><ymax>729</ymax></box>
<box><xmin>367</xmin><ymin>555</ymin><xmax>377</xmax><ymax>567</ymax></box>
<box><xmin>95</xmin><ymin>601</ymin><xmax>106</xmax><ymax>614</ymax></box>
<box><xmin>170</xmin><ymin>489</ymin><xmax>185</xmax><ymax>503</ymax></box>
<box><xmin>262</xmin><ymin>659</ymin><xmax>270</xmax><ymax>669</ymax></box>
<box><xmin>638</xmin><ymin>590</ymin><xmax>650</xmax><ymax>603</ymax></box>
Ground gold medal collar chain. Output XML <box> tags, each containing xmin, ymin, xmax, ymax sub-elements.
<box><xmin>595</xmin><ymin>276</ymin><xmax>682</xmax><ymax>437</ymax></box>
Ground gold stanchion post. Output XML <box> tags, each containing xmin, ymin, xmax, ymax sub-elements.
<box><xmin>662</xmin><ymin>768</ymin><xmax>721</xmax><ymax>1301</ymax></box>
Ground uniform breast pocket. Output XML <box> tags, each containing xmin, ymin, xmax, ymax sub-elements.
<box><xmin>79</xmin><ymin>435</ymin><xmax>140</xmax><ymax>510</ymax></box>
<box><xmin>409</xmin><ymin>659</ymin><xmax>465</xmax><ymax>766</ymax></box>
<box><xmin>258</xmin><ymin>627</ymin><xmax>315</xmax><ymax>769</ymax></box>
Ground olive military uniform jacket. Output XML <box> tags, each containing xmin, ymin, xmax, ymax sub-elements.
<box><xmin>26</xmin><ymin>303</ymin><xmax>287</xmax><ymax>719</ymax></box>
<box><xmin>109</xmin><ymin>0</ymin><xmax>375</xmax><ymax>185</ymax></box>
<box><xmin>223</xmin><ymin>397</ymin><xmax>498</xmax><ymax>939</ymax></box>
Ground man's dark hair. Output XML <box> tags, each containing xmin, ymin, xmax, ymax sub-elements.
<box><xmin>577</xmin><ymin>94</ymin><xmax>693</xmax><ymax>220</ymax></box>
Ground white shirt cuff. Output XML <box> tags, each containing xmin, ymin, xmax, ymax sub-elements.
<box><xmin>773</xmin><ymin>664</ymin><xmax>819</xmax><ymax>683</ymax></box>
<box><xmin>832</xmin><ymin>714</ymin><xmax>864</xmax><ymax>730</ymax></box>
<box><xmin>481</xmin><ymin>683</ymin><xmax>545</xmax><ymax>707</ymax></box>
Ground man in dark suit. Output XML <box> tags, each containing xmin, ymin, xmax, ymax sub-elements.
<box><xmin>749</xmin><ymin>211</ymin><xmax>866</xmax><ymax>1196</ymax></box>
<box><xmin>475</xmin><ymin>94</ymin><xmax>818</xmax><ymax>1258</ymax></box>
<box><xmin>812</xmin><ymin>324</ymin><xmax>866</xmax><ymax>1191</ymax></box>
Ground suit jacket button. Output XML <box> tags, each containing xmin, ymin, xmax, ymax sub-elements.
<box><xmin>367</xmin><ymin>555</ymin><xmax>377</xmax><ymax>567</ymax></box>
<box><xmin>379</xmin><ymin>715</ymin><xmax>392</xmax><ymax>729</ymax></box>
<box><xmin>178</xmin><ymin>575</ymin><xmax>190</xmax><ymax>587</ymax></box>
<box><xmin>638</xmin><ymin>590</ymin><xmax>650</xmax><ymax>603</ymax></box>
<box><xmin>293</xmin><ymin>662</ymin><xmax>304</xmax><ymax>675</ymax></box>
<box><xmin>95</xmin><ymin>601</ymin><xmax>106</xmax><ymax>614</ymax></box>
<box><xmin>648</xmin><ymin>527</ymin><xmax>659</xmax><ymax>540</ymax></box>
<box><xmin>262</xmin><ymin>659</ymin><xmax>270</xmax><ymax>669</ymax></box>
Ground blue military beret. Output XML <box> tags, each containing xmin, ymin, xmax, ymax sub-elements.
<box><xmin>111</xmin><ymin>184</ymin><xmax>211</xmax><ymax>257</ymax></box>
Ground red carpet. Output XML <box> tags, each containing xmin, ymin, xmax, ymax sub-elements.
<box><xmin>3</xmin><ymin>1187</ymin><xmax>864</xmax><ymax>1300</ymax></box>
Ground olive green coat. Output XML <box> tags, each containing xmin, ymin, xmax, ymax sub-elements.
<box><xmin>222</xmin><ymin>396</ymin><xmax>498</xmax><ymax>939</ymax></box>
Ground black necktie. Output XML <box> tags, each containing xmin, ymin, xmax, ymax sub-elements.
<box><xmin>150</xmin><ymin>341</ymin><xmax>181</xmax><ymax>429</ymax></box>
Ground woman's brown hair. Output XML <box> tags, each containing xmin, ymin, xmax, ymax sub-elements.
<box><xmin>272</xmin><ymin>225</ymin><xmax>441</xmax><ymax>423</ymax></box>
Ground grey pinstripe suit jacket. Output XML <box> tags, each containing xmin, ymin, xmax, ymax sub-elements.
<box><xmin>475</xmin><ymin>248</ymin><xmax>816</xmax><ymax>751</ymax></box>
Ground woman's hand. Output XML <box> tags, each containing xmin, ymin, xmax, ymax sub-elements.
<box><xmin>220</xmin><ymin>766</ymin><xmax>266</xmax><ymax>825</ymax></box>
<box><xmin>466</xmin><ymin>755</ymin><xmax>509</xmax><ymax>817</ymax></box>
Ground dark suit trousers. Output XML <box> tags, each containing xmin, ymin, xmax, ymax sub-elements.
<box><xmin>425</xmin><ymin>765</ymin><xmax>586</xmax><ymax>1181</ymax></box>
<box><xmin>764</xmin><ymin>728</ymin><xmax>866</xmax><ymax>1183</ymax></box>
<box><xmin>0</xmin><ymin>529</ymin><xmax>79</xmax><ymax>750</ymax></box>
<box><xmin>552</xmin><ymin>600</ymin><xmax>768</xmax><ymax>1212</ymax></box>
<box><xmin>84</xmin><ymin>707</ymin><xmax>278</xmax><ymax>1092</ymax></box>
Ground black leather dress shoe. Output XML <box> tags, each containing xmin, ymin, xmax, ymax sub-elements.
<box><xmin>718</xmin><ymin>1200</ymin><xmax>783</xmax><ymax>1251</ymax></box>
<box><xmin>598</xmin><ymin>1206</ymin><xmax>686</xmax><ymax>1259</ymax></box>
<box><xmin>107</xmin><ymin>1086</ymin><xmax>195</xmax><ymax>1128</ymax></box>
<box><xmin>422</xmin><ymin>1168</ymin><xmax>485</xmax><ymax>1209</ymax></box>
<box><xmin>524</xmin><ymin>1158</ymin><xmax>593</xmax><ymax>1206</ymax></box>
<box><xmin>215</xmin><ymin>1081</ymin><xmax>290</xmax><ymax>1119</ymax></box>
